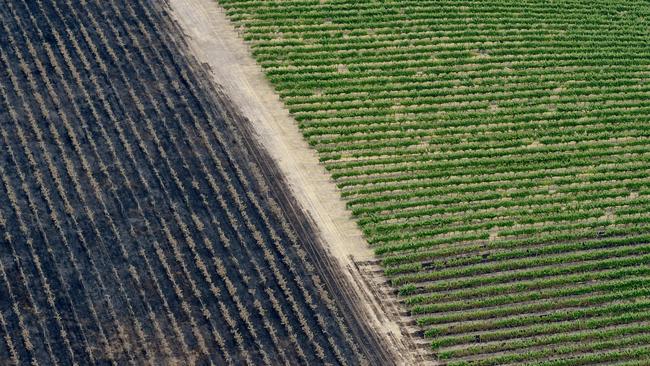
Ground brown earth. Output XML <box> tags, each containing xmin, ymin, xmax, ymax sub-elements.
<box><xmin>166</xmin><ymin>0</ymin><xmax>436</xmax><ymax>364</ymax></box>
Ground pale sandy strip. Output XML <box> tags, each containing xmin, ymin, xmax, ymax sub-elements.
<box><xmin>166</xmin><ymin>0</ymin><xmax>432</xmax><ymax>364</ymax></box>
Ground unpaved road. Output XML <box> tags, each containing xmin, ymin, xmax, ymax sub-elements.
<box><xmin>166</xmin><ymin>0</ymin><xmax>432</xmax><ymax>364</ymax></box>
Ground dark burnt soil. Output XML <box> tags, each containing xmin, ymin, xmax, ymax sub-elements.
<box><xmin>0</xmin><ymin>0</ymin><xmax>393</xmax><ymax>364</ymax></box>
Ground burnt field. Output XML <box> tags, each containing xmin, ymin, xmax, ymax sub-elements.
<box><xmin>0</xmin><ymin>0</ymin><xmax>384</xmax><ymax>364</ymax></box>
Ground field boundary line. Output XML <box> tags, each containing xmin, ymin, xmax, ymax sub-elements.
<box><xmin>165</xmin><ymin>0</ymin><xmax>432</xmax><ymax>364</ymax></box>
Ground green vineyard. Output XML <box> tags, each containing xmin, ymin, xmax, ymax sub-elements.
<box><xmin>219</xmin><ymin>0</ymin><xmax>650</xmax><ymax>364</ymax></box>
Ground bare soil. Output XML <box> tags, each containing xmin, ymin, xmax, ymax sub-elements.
<box><xmin>166</xmin><ymin>0</ymin><xmax>434</xmax><ymax>364</ymax></box>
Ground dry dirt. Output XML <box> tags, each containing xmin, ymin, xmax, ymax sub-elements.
<box><xmin>166</xmin><ymin>0</ymin><xmax>435</xmax><ymax>364</ymax></box>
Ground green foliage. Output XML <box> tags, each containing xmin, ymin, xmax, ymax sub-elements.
<box><xmin>221</xmin><ymin>0</ymin><xmax>650</xmax><ymax>363</ymax></box>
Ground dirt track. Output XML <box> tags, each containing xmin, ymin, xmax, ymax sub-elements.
<box><xmin>166</xmin><ymin>0</ymin><xmax>433</xmax><ymax>364</ymax></box>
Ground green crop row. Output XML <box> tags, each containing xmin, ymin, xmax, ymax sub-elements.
<box><xmin>220</xmin><ymin>0</ymin><xmax>650</xmax><ymax>363</ymax></box>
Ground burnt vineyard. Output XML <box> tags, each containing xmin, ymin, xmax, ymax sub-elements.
<box><xmin>0</xmin><ymin>0</ymin><xmax>368</xmax><ymax>364</ymax></box>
